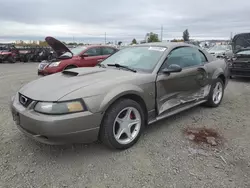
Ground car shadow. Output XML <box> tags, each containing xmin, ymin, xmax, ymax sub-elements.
<box><xmin>20</xmin><ymin>134</ymin><xmax>126</xmax><ymax>162</ymax></box>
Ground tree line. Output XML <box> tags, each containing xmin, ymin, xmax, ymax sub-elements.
<box><xmin>130</xmin><ymin>29</ymin><xmax>190</xmax><ymax>44</ymax></box>
<box><xmin>15</xmin><ymin>29</ymin><xmax>190</xmax><ymax>47</ymax></box>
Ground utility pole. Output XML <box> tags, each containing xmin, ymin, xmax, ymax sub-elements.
<box><xmin>105</xmin><ymin>32</ymin><xmax>106</xmax><ymax>44</ymax></box>
<box><xmin>160</xmin><ymin>25</ymin><xmax>163</xmax><ymax>42</ymax></box>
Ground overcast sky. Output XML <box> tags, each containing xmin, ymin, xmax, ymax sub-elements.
<box><xmin>0</xmin><ymin>0</ymin><xmax>250</xmax><ymax>43</ymax></box>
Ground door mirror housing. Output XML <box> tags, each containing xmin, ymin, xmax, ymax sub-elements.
<box><xmin>162</xmin><ymin>64</ymin><xmax>182</xmax><ymax>74</ymax></box>
<box><xmin>81</xmin><ymin>54</ymin><xmax>88</xmax><ymax>58</ymax></box>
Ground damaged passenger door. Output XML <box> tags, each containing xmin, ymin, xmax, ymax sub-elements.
<box><xmin>156</xmin><ymin>46</ymin><xmax>209</xmax><ymax>116</ymax></box>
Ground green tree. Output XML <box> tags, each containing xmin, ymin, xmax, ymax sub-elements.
<box><xmin>183</xmin><ymin>29</ymin><xmax>190</xmax><ymax>41</ymax></box>
<box><xmin>68</xmin><ymin>42</ymin><xmax>77</xmax><ymax>46</ymax></box>
<box><xmin>39</xmin><ymin>41</ymin><xmax>49</xmax><ymax>47</ymax></box>
<box><xmin>147</xmin><ymin>32</ymin><xmax>160</xmax><ymax>43</ymax></box>
<box><xmin>131</xmin><ymin>38</ymin><xmax>137</xmax><ymax>44</ymax></box>
<box><xmin>171</xmin><ymin>39</ymin><xmax>178</xmax><ymax>42</ymax></box>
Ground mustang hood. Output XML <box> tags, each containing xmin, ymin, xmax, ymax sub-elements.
<box><xmin>19</xmin><ymin>67</ymin><xmax>140</xmax><ymax>101</ymax></box>
<box><xmin>232</xmin><ymin>33</ymin><xmax>250</xmax><ymax>53</ymax></box>
<box><xmin>45</xmin><ymin>36</ymin><xmax>72</xmax><ymax>57</ymax></box>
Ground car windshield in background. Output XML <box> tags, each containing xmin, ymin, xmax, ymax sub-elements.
<box><xmin>61</xmin><ymin>46</ymin><xmax>87</xmax><ymax>57</ymax></box>
<box><xmin>101</xmin><ymin>46</ymin><xmax>166</xmax><ymax>73</ymax></box>
<box><xmin>236</xmin><ymin>50</ymin><xmax>250</xmax><ymax>55</ymax></box>
<box><xmin>210</xmin><ymin>45</ymin><xmax>231</xmax><ymax>51</ymax></box>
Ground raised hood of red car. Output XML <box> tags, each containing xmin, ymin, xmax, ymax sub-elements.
<box><xmin>45</xmin><ymin>36</ymin><xmax>72</xmax><ymax>57</ymax></box>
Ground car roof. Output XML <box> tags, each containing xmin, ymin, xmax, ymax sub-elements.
<box><xmin>135</xmin><ymin>42</ymin><xmax>195</xmax><ymax>48</ymax></box>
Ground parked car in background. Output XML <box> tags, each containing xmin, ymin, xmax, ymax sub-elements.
<box><xmin>207</xmin><ymin>45</ymin><xmax>233</xmax><ymax>58</ymax></box>
<box><xmin>11</xmin><ymin>42</ymin><xmax>228</xmax><ymax>149</ymax></box>
<box><xmin>38</xmin><ymin>37</ymin><xmax>118</xmax><ymax>75</ymax></box>
<box><xmin>15</xmin><ymin>46</ymin><xmax>52</xmax><ymax>62</ymax></box>
<box><xmin>228</xmin><ymin>33</ymin><xmax>250</xmax><ymax>78</ymax></box>
<box><xmin>0</xmin><ymin>44</ymin><xmax>19</xmax><ymax>63</ymax></box>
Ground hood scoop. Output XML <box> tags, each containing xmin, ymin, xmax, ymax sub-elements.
<box><xmin>61</xmin><ymin>68</ymin><xmax>106</xmax><ymax>77</ymax></box>
<box><xmin>62</xmin><ymin>70</ymin><xmax>79</xmax><ymax>76</ymax></box>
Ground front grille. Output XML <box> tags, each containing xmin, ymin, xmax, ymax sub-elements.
<box><xmin>19</xmin><ymin>93</ymin><xmax>32</xmax><ymax>107</ymax></box>
<box><xmin>230</xmin><ymin>70</ymin><xmax>250</xmax><ymax>76</ymax></box>
<box><xmin>233</xmin><ymin>62</ymin><xmax>250</xmax><ymax>68</ymax></box>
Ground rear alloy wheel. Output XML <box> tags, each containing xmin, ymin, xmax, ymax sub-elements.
<box><xmin>101</xmin><ymin>99</ymin><xmax>145</xmax><ymax>149</ymax></box>
<box><xmin>204</xmin><ymin>78</ymin><xmax>224</xmax><ymax>107</ymax></box>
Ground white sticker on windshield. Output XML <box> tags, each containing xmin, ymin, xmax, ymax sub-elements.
<box><xmin>148</xmin><ymin>47</ymin><xmax>166</xmax><ymax>52</ymax></box>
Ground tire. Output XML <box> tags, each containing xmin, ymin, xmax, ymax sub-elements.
<box><xmin>64</xmin><ymin>65</ymin><xmax>77</xmax><ymax>70</ymax></box>
<box><xmin>8</xmin><ymin>56</ymin><xmax>16</xmax><ymax>63</ymax></box>
<box><xmin>100</xmin><ymin>99</ymin><xmax>145</xmax><ymax>150</ymax></box>
<box><xmin>23</xmin><ymin>56</ymin><xmax>28</xmax><ymax>63</ymax></box>
<box><xmin>204</xmin><ymin>78</ymin><xmax>224</xmax><ymax>107</ymax></box>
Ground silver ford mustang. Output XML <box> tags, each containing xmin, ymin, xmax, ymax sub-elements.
<box><xmin>11</xmin><ymin>42</ymin><xmax>229</xmax><ymax>149</ymax></box>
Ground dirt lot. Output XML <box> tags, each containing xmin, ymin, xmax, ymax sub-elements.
<box><xmin>0</xmin><ymin>63</ymin><xmax>250</xmax><ymax>188</ymax></box>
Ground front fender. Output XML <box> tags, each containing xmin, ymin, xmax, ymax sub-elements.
<box><xmin>212</xmin><ymin>68</ymin><xmax>224</xmax><ymax>79</ymax></box>
<box><xmin>99</xmin><ymin>84</ymin><xmax>145</xmax><ymax>112</ymax></box>
<box><xmin>211</xmin><ymin>65</ymin><xmax>228</xmax><ymax>87</ymax></box>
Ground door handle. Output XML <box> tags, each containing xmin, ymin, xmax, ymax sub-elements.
<box><xmin>97</xmin><ymin>59</ymin><xmax>104</xmax><ymax>62</ymax></box>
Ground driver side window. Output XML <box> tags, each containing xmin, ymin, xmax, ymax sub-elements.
<box><xmin>85</xmin><ymin>47</ymin><xmax>101</xmax><ymax>56</ymax></box>
<box><xmin>165</xmin><ymin>47</ymin><xmax>203</xmax><ymax>69</ymax></box>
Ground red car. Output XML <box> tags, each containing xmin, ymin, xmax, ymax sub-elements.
<box><xmin>0</xmin><ymin>44</ymin><xmax>19</xmax><ymax>63</ymax></box>
<box><xmin>38</xmin><ymin>36</ymin><xmax>118</xmax><ymax>75</ymax></box>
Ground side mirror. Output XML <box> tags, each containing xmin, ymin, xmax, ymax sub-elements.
<box><xmin>162</xmin><ymin>64</ymin><xmax>182</xmax><ymax>74</ymax></box>
<box><xmin>81</xmin><ymin>54</ymin><xmax>88</xmax><ymax>58</ymax></box>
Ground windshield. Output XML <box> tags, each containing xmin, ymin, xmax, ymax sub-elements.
<box><xmin>101</xmin><ymin>46</ymin><xmax>166</xmax><ymax>73</ymax></box>
<box><xmin>61</xmin><ymin>46</ymin><xmax>87</xmax><ymax>57</ymax></box>
<box><xmin>209</xmin><ymin>45</ymin><xmax>231</xmax><ymax>51</ymax></box>
<box><xmin>236</xmin><ymin>50</ymin><xmax>250</xmax><ymax>55</ymax></box>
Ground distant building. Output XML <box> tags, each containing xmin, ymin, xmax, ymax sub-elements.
<box><xmin>15</xmin><ymin>40</ymin><xmax>40</xmax><ymax>45</ymax></box>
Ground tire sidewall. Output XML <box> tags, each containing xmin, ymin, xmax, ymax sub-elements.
<box><xmin>8</xmin><ymin>56</ymin><xmax>16</xmax><ymax>63</ymax></box>
<box><xmin>101</xmin><ymin>99</ymin><xmax>145</xmax><ymax>149</ymax></box>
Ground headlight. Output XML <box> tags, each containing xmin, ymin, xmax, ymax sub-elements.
<box><xmin>49</xmin><ymin>61</ymin><xmax>61</xmax><ymax>67</ymax></box>
<box><xmin>34</xmin><ymin>100</ymin><xmax>85</xmax><ymax>115</ymax></box>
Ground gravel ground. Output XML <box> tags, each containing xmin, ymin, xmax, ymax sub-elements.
<box><xmin>0</xmin><ymin>63</ymin><xmax>250</xmax><ymax>188</ymax></box>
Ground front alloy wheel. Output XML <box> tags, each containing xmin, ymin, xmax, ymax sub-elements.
<box><xmin>101</xmin><ymin>99</ymin><xmax>145</xmax><ymax>149</ymax></box>
<box><xmin>113</xmin><ymin>107</ymin><xmax>141</xmax><ymax>145</ymax></box>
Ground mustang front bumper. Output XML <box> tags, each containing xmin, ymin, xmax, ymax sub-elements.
<box><xmin>11</xmin><ymin>95</ymin><xmax>103</xmax><ymax>145</ymax></box>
